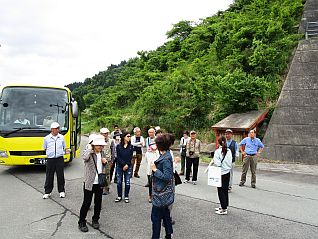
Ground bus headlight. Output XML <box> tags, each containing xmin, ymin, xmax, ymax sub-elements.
<box><xmin>0</xmin><ymin>150</ymin><xmax>8</xmax><ymax>158</ymax></box>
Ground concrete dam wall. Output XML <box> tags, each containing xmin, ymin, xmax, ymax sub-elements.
<box><xmin>263</xmin><ymin>0</ymin><xmax>318</xmax><ymax>164</ymax></box>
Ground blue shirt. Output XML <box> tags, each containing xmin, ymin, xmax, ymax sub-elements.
<box><xmin>239</xmin><ymin>137</ymin><xmax>264</xmax><ymax>155</ymax></box>
<box><xmin>43</xmin><ymin>133</ymin><xmax>66</xmax><ymax>158</ymax></box>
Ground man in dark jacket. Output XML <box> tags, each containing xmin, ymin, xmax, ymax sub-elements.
<box><xmin>225</xmin><ymin>129</ymin><xmax>238</xmax><ymax>192</ymax></box>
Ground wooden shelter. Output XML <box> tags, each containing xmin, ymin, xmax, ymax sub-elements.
<box><xmin>211</xmin><ymin>109</ymin><xmax>269</xmax><ymax>149</ymax></box>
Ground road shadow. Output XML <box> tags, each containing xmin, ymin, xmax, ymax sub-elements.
<box><xmin>1</xmin><ymin>160</ymin><xmax>74</xmax><ymax>174</ymax></box>
<box><xmin>258</xmin><ymin>169</ymin><xmax>318</xmax><ymax>185</ymax></box>
<box><xmin>5</xmin><ymin>165</ymin><xmax>46</xmax><ymax>175</ymax></box>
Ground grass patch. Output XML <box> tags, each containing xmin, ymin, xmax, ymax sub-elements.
<box><xmin>201</xmin><ymin>156</ymin><xmax>244</xmax><ymax>167</ymax></box>
<box><xmin>200</xmin><ymin>156</ymin><xmax>212</xmax><ymax>164</ymax></box>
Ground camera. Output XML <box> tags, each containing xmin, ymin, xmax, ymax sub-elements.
<box><xmin>189</xmin><ymin>151</ymin><xmax>194</xmax><ymax>156</ymax></box>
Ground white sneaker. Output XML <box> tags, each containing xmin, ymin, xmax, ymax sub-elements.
<box><xmin>215</xmin><ymin>209</ymin><xmax>228</xmax><ymax>215</ymax></box>
<box><xmin>43</xmin><ymin>193</ymin><xmax>51</xmax><ymax>199</ymax></box>
<box><xmin>192</xmin><ymin>181</ymin><xmax>197</xmax><ymax>185</ymax></box>
<box><xmin>215</xmin><ymin>207</ymin><xmax>222</xmax><ymax>211</ymax></box>
<box><xmin>59</xmin><ymin>192</ymin><xmax>65</xmax><ymax>198</ymax></box>
<box><xmin>183</xmin><ymin>180</ymin><xmax>189</xmax><ymax>184</ymax></box>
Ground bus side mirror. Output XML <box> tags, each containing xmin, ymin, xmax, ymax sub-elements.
<box><xmin>1</xmin><ymin>103</ymin><xmax>8</xmax><ymax>107</ymax></box>
<box><xmin>71</xmin><ymin>101</ymin><xmax>78</xmax><ymax>118</ymax></box>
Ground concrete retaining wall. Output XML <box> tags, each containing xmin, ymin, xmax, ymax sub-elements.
<box><xmin>263</xmin><ymin>0</ymin><xmax>318</xmax><ymax>164</ymax></box>
<box><xmin>263</xmin><ymin>39</ymin><xmax>318</xmax><ymax>164</ymax></box>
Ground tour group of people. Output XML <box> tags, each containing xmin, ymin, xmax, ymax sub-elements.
<box><xmin>41</xmin><ymin>122</ymin><xmax>264</xmax><ymax>239</ymax></box>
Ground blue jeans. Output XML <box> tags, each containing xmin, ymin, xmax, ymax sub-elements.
<box><xmin>151</xmin><ymin>205</ymin><xmax>173</xmax><ymax>239</ymax></box>
<box><xmin>116</xmin><ymin>164</ymin><xmax>132</xmax><ymax>198</ymax></box>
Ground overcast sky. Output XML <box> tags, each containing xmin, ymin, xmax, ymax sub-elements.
<box><xmin>0</xmin><ymin>0</ymin><xmax>233</xmax><ymax>87</ymax></box>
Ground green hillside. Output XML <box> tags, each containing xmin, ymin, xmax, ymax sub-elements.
<box><xmin>67</xmin><ymin>0</ymin><xmax>304</xmax><ymax>138</ymax></box>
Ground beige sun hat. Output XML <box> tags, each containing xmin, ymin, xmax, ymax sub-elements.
<box><xmin>91</xmin><ymin>135</ymin><xmax>106</xmax><ymax>146</ymax></box>
<box><xmin>100</xmin><ymin>128</ymin><xmax>110</xmax><ymax>134</ymax></box>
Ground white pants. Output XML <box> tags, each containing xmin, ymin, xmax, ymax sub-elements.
<box><xmin>229</xmin><ymin>162</ymin><xmax>235</xmax><ymax>188</ymax></box>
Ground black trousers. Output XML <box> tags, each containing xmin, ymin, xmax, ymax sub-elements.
<box><xmin>217</xmin><ymin>172</ymin><xmax>230</xmax><ymax>210</ymax></box>
<box><xmin>79</xmin><ymin>184</ymin><xmax>103</xmax><ymax>223</ymax></box>
<box><xmin>185</xmin><ymin>157</ymin><xmax>199</xmax><ymax>181</ymax></box>
<box><xmin>151</xmin><ymin>205</ymin><xmax>173</xmax><ymax>239</ymax></box>
<box><xmin>148</xmin><ymin>175</ymin><xmax>152</xmax><ymax>197</ymax></box>
<box><xmin>44</xmin><ymin>156</ymin><xmax>65</xmax><ymax>194</ymax></box>
<box><xmin>180</xmin><ymin>155</ymin><xmax>186</xmax><ymax>173</ymax></box>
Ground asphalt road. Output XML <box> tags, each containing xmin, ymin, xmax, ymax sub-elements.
<box><xmin>0</xmin><ymin>136</ymin><xmax>318</xmax><ymax>239</ymax></box>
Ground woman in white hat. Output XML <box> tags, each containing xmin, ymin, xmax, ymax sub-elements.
<box><xmin>78</xmin><ymin>135</ymin><xmax>107</xmax><ymax>233</ymax></box>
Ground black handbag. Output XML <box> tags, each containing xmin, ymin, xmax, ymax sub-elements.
<box><xmin>181</xmin><ymin>147</ymin><xmax>186</xmax><ymax>157</ymax></box>
<box><xmin>180</xmin><ymin>139</ymin><xmax>186</xmax><ymax>157</ymax></box>
<box><xmin>174</xmin><ymin>170</ymin><xmax>182</xmax><ymax>186</ymax></box>
<box><xmin>92</xmin><ymin>157</ymin><xmax>107</xmax><ymax>187</ymax></box>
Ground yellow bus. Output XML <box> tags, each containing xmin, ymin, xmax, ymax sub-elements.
<box><xmin>0</xmin><ymin>85</ymin><xmax>81</xmax><ymax>165</ymax></box>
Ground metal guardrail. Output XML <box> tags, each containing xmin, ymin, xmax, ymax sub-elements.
<box><xmin>305</xmin><ymin>21</ymin><xmax>318</xmax><ymax>39</ymax></box>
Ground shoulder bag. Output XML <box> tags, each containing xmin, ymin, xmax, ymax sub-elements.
<box><xmin>92</xmin><ymin>156</ymin><xmax>107</xmax><ymax>187</ymax></box>
<box><xmin>180</xmin><ymin>138</ymin><xmax>186</xmax><ymax>157</ymax></box>
<box><xmin>174</xmin><ymin>170</ymin><xmax>182</xmax><ymax>185</ymax></box>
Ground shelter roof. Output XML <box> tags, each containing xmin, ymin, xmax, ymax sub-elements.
<box><xmin>211</xmin><ymin>109</ymin><xmax>269</xmax><ymax>132</ymax></box>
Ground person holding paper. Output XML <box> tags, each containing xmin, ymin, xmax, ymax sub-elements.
<box><xmin>213</xmin><ymin>136</ymin><xmax>232</xmax><ymax>215</ymax></box>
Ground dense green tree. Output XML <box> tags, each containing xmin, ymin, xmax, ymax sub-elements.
<box><xmin>166</xmin><ymin>20</ymin><xmax>194</xmax><ymax>41</ymax></box>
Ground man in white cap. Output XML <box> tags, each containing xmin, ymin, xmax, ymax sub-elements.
<box><xmin>42</xmin><ymin>122</ymin><xmax>69</xmax><ymax>199</ymax></box>
<box><xmin>184</xmin><ymin>130</ymin><xmax>201</xmax><ymax>185</ymax></box>
<box><xmin>100</xmin><ymin>127</ymin><xmax>112</xmax><ymax>195</ymax></box>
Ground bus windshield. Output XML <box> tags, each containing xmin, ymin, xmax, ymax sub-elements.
<box><xmin>0</xmin><ymin>87</ymin><xmax>69</xmax><ymax>136</ymax></box>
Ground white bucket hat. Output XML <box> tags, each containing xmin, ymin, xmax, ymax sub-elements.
<box><xmin>88</xmin><ymin>134</ymin><xmax>98</xmax><ymax>144</ymax></box>
<box><xmin>50</xmin><ymin>122</ymin><xmax>60</xmax><ymax>129</ymax></box>
<box><xmin>91</xmin><ymin>135</ymin><xmax>106</xmax><ymax>146</ymax></box>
